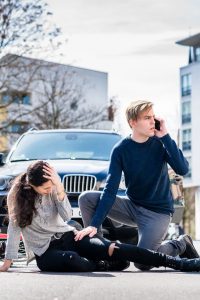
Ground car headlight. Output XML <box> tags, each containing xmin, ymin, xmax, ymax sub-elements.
<box><xmin>0</xmin><ymin>176</ymin><xmax>13</xmax><ymax>191</ymax></box>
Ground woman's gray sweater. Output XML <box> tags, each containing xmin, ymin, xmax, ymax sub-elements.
<box><xmin>5</xmin><ymin>187</ymin><xmax>75</xmax><ymax>263</ymax></box>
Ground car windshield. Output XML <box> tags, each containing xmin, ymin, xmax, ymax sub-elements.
<box><xmin>9</xmin><ymin>132</ymin><xmax>122</xmax><ymax>161</ymax></box>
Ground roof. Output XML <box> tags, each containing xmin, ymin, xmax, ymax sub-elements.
<box><xmin>25</xmin><ymin>128</ymin><xmax>120</xmax><ymax>135</ymax></box>
<box><xmin>176</xmin><ymin>33</ymin><xmax>200</xmax><ymax>47</ymax></box>
<box><xmin>0</xmin><ymin>53</ymin><xmax>107</xmax><ymax>75</ymax></box>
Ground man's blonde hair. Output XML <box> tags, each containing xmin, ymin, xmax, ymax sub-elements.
<box><xmin>125</xmin><ymin>100</ymin><xmax>153</xmax><ymax>124</ymax></box>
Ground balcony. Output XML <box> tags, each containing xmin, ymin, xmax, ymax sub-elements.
<box><xmin>181</xmin><ymin>88</ymin><xmax>191</xmax><ymax>97</ymax></box>
<box><xmin>182</xmin><ymin>114</ymin><xmax>191</xmax><ymax>124</ymax></box>
<box><xmin>182</xmin><ymin>141</ymin><xmax>191</xmax><ymax>151</ymax></box>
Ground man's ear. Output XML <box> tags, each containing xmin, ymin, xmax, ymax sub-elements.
<box><xmin>129</xmin><ymin>119</ymin><xmax>136</xmax><ymax>129</ymax></box>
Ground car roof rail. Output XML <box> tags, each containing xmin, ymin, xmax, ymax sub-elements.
<box><xmin>27</xmin><ymin>127</ymin><xmax>38</xmax><ymax>132</ymax></box>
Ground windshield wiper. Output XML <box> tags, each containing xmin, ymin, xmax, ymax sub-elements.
<box><xmin>10</xmin><ymin>158</ymin><xmax>37</xmax><ymax>162</ymax></box>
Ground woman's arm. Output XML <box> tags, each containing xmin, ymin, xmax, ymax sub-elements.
<box><xmin>0</xmin><ymin>259</ymin><xmax>13</xmax><ymax>272</ymax></box>
<box><xmin>4</xmin><ymin>189</ymin><xmax>22</xmax><ymax>261</ymax></box>
<box><xmin>43</xmin><ymin>164</ymin><xmax>72</xmax><ymax>221</ymax></box>
<box><xmin>43</xmin><ymin>164</ymin><xmax>65</xmax><ymax>200</ymax></box>
<box><xmin>52</xmin><ymin>187</ymin><xmax>72</xmax><ymax>221</ymax></box>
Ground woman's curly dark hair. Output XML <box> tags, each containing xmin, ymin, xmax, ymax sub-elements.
<box><xmin>10</xmin><ymin>160</ymin><xmax>49</xmax><ymax>228</ymax></box>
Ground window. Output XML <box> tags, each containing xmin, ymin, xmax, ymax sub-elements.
<box><xmin>182</xmin><ymin>102</ymin><xmax>191</xmax><ymax>124</ymax></box>
<box><xmin>9</xmin><ymin>122</ymin><xmax>30</xmax><ymax>134</ymax></box>
<box><xmin>1</xmin><ymin>91</ymin><xmax>31</xmax><ymax>105</ymax></box>
<box><xmin>184</xmin><ymin>156</ymin><xmax>192</xmax><ymax>178</ymax></box>
<box><xmin>182</xmin><ymin>129</ymin><xmax>191</xmax><ymax>151</ymax></box>
<box><xmin>181</xmin><ymin>74</ymin><xmax>191</xmax><ymax>96</ymax></box>
<box><xmin>195</xmin><ymin>47</ymin><xmax>200</xmax><ymax>62</ymax></box>
<box><xmin>9</xmin><ymin>132</ymin><xmax>122</xmax><ymax>161</ymax></box>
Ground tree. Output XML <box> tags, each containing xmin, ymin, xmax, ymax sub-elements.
<box><xmin>0</xmin><ymin>0</ymin><xmax>63</xmax><ymax>136</ymax></box>
<box><xmin>0</xmin><ymin>54</ymin><xmax>50</xmax><ymax>130</ymax></box>
<box><xmin>31</xmin><ymin>64</ymin><xmax>107</xmax><ymax>129</ymax></box>
<box><xmin>0</xmin><ymin>1</ymin><xmax>110</xmax><ymax>151</ymax></box>
<box><xmin>0</xmin><ymin>0</ymin><xmax>61</xmax><ymax>57</ymax></box>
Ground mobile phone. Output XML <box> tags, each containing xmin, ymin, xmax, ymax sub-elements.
<box><xmin>154</xmin><ymin>119</ymin><xmax>161</xmax><ymax>131</ymax></box>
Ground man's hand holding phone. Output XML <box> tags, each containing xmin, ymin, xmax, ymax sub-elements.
<box><xmin>154</xmin><ymin>117</ymin><xmax>168</xmax><ymax>138</ymax></box>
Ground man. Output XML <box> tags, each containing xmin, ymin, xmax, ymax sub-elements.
<box><xmin>76</xmin><ymin>100</ymin><xmax>199</xmax><ymax>270</ymax></box>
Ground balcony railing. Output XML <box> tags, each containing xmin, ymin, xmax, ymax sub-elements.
<box><xmin>182</xmin><ymin>114</ymin><xmax>191</xmax><ymax>124</ymax></box>
<box><xmin>182</xmin><ymin>141</ymin><xmax>191</xmax><ymax>151</ymax></box>
<box><xmin>181</xmin><ymin>88</ymin><xmax>191</xmax><ymax>97</ymax></box>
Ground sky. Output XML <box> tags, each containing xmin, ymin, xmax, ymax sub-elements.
<box><xmin>45</xmin><ymin>0</ymin><xmax>200</xmax><ymax>137</ymax></box>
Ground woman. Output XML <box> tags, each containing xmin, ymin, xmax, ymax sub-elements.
<box><xmin>0</xmin><ymin>160</ymin><xmax>200</xmax><ymax>272</ymax></box>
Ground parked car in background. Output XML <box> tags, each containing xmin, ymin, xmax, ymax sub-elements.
<box><xmin>0</xmin><ymin>128</ymin><xmax>184</xmax><ymax>248</ymax></box>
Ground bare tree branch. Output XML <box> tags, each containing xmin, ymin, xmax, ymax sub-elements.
<box><xmin>0</xmin><ymin>0</ymin><xmax>61</xmax><ymax>57</ymax></box>
<box><xmin>32</xmin><ymin>65</ymin><xmax>107</xmax><ymax>129</ymax></box>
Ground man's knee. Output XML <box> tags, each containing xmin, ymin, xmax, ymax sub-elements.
<box><xmin>78</xmin><ymin>191</ymin><xmax>99</xmax><ymax>209</ymax></box>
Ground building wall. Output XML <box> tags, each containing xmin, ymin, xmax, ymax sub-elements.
<box><xmin>67</xmin><ymin>65</ymin><xmax>108</xmax><ymax>109</ymax></box>
<box><xmin>180</xmin><ymin>61</ymin><xmax>200</xmax><ymax>188</ymax></box>
<box><xmin>0</xmin><ymin>55</ymin><xmax>110</xmax><ymax>151</ymax></box>
<box><xmin>176</xmin><ymin>34</ymin><xmax>200</xmax><ymax>238</ymax></box>
<box><xmin>179</xmin><ymin>44</ymin><xmax>200</xmax><ymax>238</ymax></box>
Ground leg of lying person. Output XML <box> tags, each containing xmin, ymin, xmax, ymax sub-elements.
<box><xmin>35</xmin><ymin>232</ymin><xmax>97</xmax><ymax>272</ymax></box>
<box><xmin>35</xmin><ymin>248</ymin><xmax>96</xmax><ymax>272</ymax></box>
<box><xmin>73</xmin><ymin>233</ymin><xmax>200</xmax><ymax>272</ymax></box>
<box><xmin>35</xmin><ymin>232</ymin><xmax>128</xmax><ymax>272</ymax></box>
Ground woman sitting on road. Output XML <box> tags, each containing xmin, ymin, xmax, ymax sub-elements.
<box><xmin>0</xmin><ymin>160</ymin><xmax>200</xmax><ymax>273</ymax></box>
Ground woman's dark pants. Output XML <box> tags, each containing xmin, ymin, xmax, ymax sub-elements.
<box><xmin>35</xmin><ymin>231</ymin><xmax>166</xmax><ymax>272</ymax></box>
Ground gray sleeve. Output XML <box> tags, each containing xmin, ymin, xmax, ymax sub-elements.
<box><xmin>5</xmin><ymin>219</ymin><xmax>21</xmax><ymax>260</ymax></box>
<box><xmin>5</xmin><ymin>188</ymin><xmax>21</xmax><ymax>259</ymax></box>
<box><xmin>52</xmin><ymin>189</ymin><xmax>72</xmax><ymax>222</ymax></box>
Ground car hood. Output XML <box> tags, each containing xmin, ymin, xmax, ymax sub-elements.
<box><xmin>0</xmin><ymin>160</ymin><xmax>109</xmax><ymax>180</ymax></box>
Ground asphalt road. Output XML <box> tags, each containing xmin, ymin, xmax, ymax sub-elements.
<box><xmin>1</xmin><ymin>242</ymin><xmax>200</xmax><ymax>300</ymax></box>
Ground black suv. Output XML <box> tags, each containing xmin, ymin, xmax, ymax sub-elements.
<box><xmin>0</xmin><ymin>129</ymin><xmax>184</xmax><ymax>244</ymax></box>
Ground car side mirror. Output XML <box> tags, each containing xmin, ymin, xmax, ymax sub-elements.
<box><xmin>0</xmin><ymin>153</ymin><xmax>5</xmax><ymax>166</ymax></box>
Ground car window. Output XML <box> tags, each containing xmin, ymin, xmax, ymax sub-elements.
<box><xmin>9</xmin><ymin>132</ymin><xmax>122</xmax><ymax>161</ymax></box>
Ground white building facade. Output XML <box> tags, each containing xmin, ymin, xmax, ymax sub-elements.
<box><xmin>0</xmin><ymin>54</ymin><xmax>111</xmax><ymax>151</ymax></box>
<box><xmin>176</xmin><ymin>33</ymin><xmax>200</xmax><ymax>239</ymax></box>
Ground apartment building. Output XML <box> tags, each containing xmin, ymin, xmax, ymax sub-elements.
<box><xmin>176</xmin><ymin>32</ymin><xmax>200</xmax><ymax>239</ymax></box>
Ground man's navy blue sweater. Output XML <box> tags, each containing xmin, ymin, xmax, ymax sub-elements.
<box><xmin>91</xmin><ymin>134</ymin><xmax>189</xmax><ymax>228</ymax></box>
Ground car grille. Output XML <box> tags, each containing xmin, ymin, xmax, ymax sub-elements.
<box><xmin>63</xmin><ymin>175</ymin><xmax>97</xmax><ymax>193</ymax></box>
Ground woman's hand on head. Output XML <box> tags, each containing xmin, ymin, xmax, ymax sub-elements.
<box><xmin>74</xmin><ymin>226</ymin><xmax>97</xmax><ymax>241</ymax></box>
<box><xmin>0</xmin><ymin>259</ymin><xmax>12</xmax><ymax>272</ymax></box>
<box><xmin>43</xmin><ymin>164</ymin><xmax>61</xmax><ymax>187</ymax></box>
<box><xmin>43</xmin><ymin>163</ymin><xmax>65</xmax><ymax>200</ymax></box>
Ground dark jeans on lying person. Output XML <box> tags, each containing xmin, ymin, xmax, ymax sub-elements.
<box><xmin>35</xmin><ymin>231</ymin><xmax>166</xmax><ymax>272</ymax></box>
